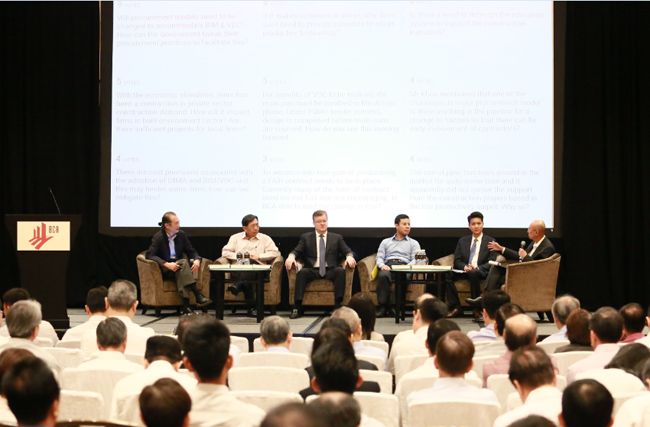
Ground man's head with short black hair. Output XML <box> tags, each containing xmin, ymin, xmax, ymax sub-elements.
<box><xmin>560</xmin><ymin>379</ymin><xmax>613</xmax><ymax>427</ymax></box>
<box><xmin>504</xmin><ymin>314</ymin><xmax>537</xmax><ymax>352</ymax></box>
<box><xmin>416</xmin><ymin>297</ymin><xmax>449</xmax><ymax>327</ymax></box>
<box><xmin>551</xmin><ymin>295</ymin><xmax>580</xmax><ymax>327</ymax></box>
<box><xmin>495</xmin><ymin>303</ymin><xmax>525</xmax><ymax>336</ymax></box>
<box><xmin>312</xmin><ymin>327</ymin><xmax>351</xmax><ymax>357</ymax></box>
<box><xmin>175</xmin><ymin>313</ymin><xmax>211</xmax><ymax>349</ymax></box>
<box><xmin>183</xmin><ymin>317</ymin><xmax>231</xmax><ymax>382</ymax></box>
<box><xmin>482</xmin><ymin>291</ymin><xmax>511</xmax><ymax>321</ymax></box>
<box><xmin>96</xmin><ymin>317</ymin><xmax>128</xmax><ymax>351</ymax></box>
<box><xmin>2</xmin><ymin>288</ymin><xmax>30</xmax><ymax>312</ymax></box>
<box><xmin>85</xmin><ymin>286</ymin><xmax>108</xmax><ymax>315</ymax></box>
<box><xmin>619</xmin><ymin>303</ymin><xmax>645</xmax><ymax>336</ymax></box>
<box><xmin>6</xmin><ymin>300</ymin><xmax>42</xmax><ymax>340</ymax></box>
<box><xmin>589</xmin><ymin>307</ymin><xmax>623</xmax><ymax>345</ymax></box>
<box><xmin>3</xmin><ymin>357</ymin><xmax>60</xmax><ymax>427</ymax></box>
<box><xmin>394</xmin><ymin>214</ymin><xmax>409</xmax><ymax>225</ymax></box>
<box><xmin>241</xmin><ymin>214</ymin><xmax>259</xmax><ymax>227</ymax></box>
<box><xmin>0</xmin><ymin>348</ymin><xmax>35</xmax><ymax>396</ymax></box>
<box><xmin>107</xmin><ymin>280</ymin><xmax>139</xmax><ymax>314</ymax></box>
<box><xmin>145</xmin><ymin>336</ymin><xmax>183</xmax><ymax>365</ymax></box>
<box><xmin>509</xmin><ymin>347</ymin><xmax>555</xmax><ymax>395</ymax></box>
<box><xmin>509</xmin><ymin>416</ymin><xmax>556</xmax><ymax>427</ymax></box>
<box><xmin>140</xmin><ymin>378</ymin><xmax>191</xmax><ymax>427</ymax></box>
<box><xmin>311</xmin><ymin>341</ymin><xmax>360</xmax><ymax>394</ymax></box>
<box><xmin>308</xmin><ymin>392</ymin><xmax>361</xmax><ymax>427</ymax></box>
<box><xmin>426</xmin><ymin>319</ymin><xmax>460</xmax><ymax>356</ymax></box>
<box><xmin>434</xmin><ymin>331</ymin><xmax>474</xmax><ymax>376</ymax></box>
<box><xmin>467</xmin><ymin>211</ymin><xmax>484</xmax><ymax>223</ymax></box>
<box><xmin>260</xmin><ymin>315</ymin><xmax>292</xmax><ymax>348</ymax></box>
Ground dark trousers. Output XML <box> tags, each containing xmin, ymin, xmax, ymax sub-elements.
<box><xmin>376</xmin><ymin>270</ymin><xmax>394</xmax><ymax>305</ymax></box>
<box><xmin>294</xmin><ymin>266</ymin><xmax>345</xmax><ymax>305</ymax></box>
<box><xmin>483</xmin><ymin>265</ymin><xmax>507</xmax><ymax>293</ymax></box>
<box><xmin>161</xmin><ymin>259</ymin><xmax>195</xmax><ymax>298</ymax></box>
<box><xmin>231</xmin><ymin>271</ymin><xmax>258</xmax><ymax>300</ymax></box>
<box><xmin>445</xmin><ymin>269</ymin><xmax>487</xmax><ymax>309</ymax></box>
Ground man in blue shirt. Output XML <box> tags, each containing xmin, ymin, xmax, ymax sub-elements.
<box><xmin>375</xmin><ymin>214</ymin><xmax>420</xmax><ymax>318</ymax></box>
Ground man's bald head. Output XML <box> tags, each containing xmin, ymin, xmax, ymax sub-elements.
<box><xmin>504</xmin><ymin>314</ymin><xmax>538</xmax><ymax>352</ymax></box>
<box><xmin>414</xmin><ymin>293</ymin><xmax>434</xmax><ymax>310</ymax></box>
<box><xmin>530</xmin><ymin>220</ymin><xmax>546</xmax><ymax>231</ymax></box>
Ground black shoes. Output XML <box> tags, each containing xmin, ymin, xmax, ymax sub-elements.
<box><xmin>195</xmin><ymin>293</ymin><xmax>212</xmax><ymax>307</ymax></box>
<box><xmin>376</xmin><ymin>307</ymin><xmax>395</xmax><ymax>318</ymax></box>
<box><xmin>228</xmin><ymin>283</ymin><xmax>243</xmax><ymax>296</ymax></box>
<box><xmin>466</xmin><ymin>296</ymin><xmax>483</xmax><ymax>308</ymax></box>
<box><xmin>290</xmin><ymin>308</ymin><xmax>303</xmax><ymax>319</ymax></box>
<box><xmin>247</xmin><ymin>307</ymin><xmax>258</xmax><ymax>318</ymax></box>
<box><xmin>181</xmin><ymin>307</ymin><xmax>197</xmax><ymax>316</ymax></box>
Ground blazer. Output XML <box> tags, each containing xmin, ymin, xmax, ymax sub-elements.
<box><xmin>145</xmin><ymin>229</ymin><xmax>200</xmax><ymax>267</ymax></box>
<box><xmin>453</xmin><ymin>234</ymin><xmax>497</xmax><ymax>274</ymax></box>
<box><xmin>503</xmin><ymin>236</ymin><xmax>556</xmax><ymax>262</ymax></box>
<box><xmin>290</xmin><ymin>231</ymin><xmax>353</xmax><ymax>269</ymax></box>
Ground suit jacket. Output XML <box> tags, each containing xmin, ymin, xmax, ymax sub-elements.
<box><xmin>146</xmin><ymin>230</ymin><xmax>200</xmax><ymax>267</ymax></box>
<box><xmin>453</xmin><ymin>234</ymin><xmax>497</xmax><ymax>274</ymax></box>
<box><xmin>503</xmin><ymin>236</ymin><xmax>556</xmax><ymax>262</ymax></box>
<box><xmin>290</xmin><ymin>231</ymin><xmax>353</xmax><ymax>269</ymax></box>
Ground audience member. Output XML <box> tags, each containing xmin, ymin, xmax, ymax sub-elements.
<box><xmin>0</xmin><ymin>300</ymin><xmax>60</xmax><ymax>373</ymax></box>
<box><xmin>567</xmin><ymin>307</ymin><xmax>623</xmax><ymax>383</ymax></box>
<box><xmin>619</xmin><ymin>303</ymin><xmax>646</xmax><ymax>343</ymax></box>
<box><xmin>3</xmin><ymin>357</ymin><xmax>59</xmax><ymax>427</ymax></box>
<box><xmin>61</xmin><ymin>286</ymin><xmax>108</xmax><ymax>342</ymax></box>
<box><xmin>555</xmin><ymin>309</ymin><xmax>594</xmax><ymax>353</ymax></box>
<box><xmin>182</xmin><ymin>317</ymin><xmax>265</xmax><ymax>427</ymax></box>
<box><xmin>474</xmin><ymin>302</ymin><xmax>524</xmax><ymax>357</ymax></box>
<box><xmin>308</xmin><ymin>392</ymin><xmax>362</xmax><ymax>427</ymax></box>
<box><xmin>177</xmin><ymin>313</ymin><xmax>241</xmax><ymax>367</ymax></box>
<box><xmin>76</xmin><ymin>317</ymin><xmax>144</xmax><ymax>372</ymax></box>
<box><xmin>260</xmin><ymin>315</ymin><xmax>292</xmax><ymax>352</ymax></box>
<box><xmin>559</xmin><ymin>379</ymin><xmax>613</xmax><ymax>427</ymax></box>
<box><xmin>81</xmin><ymin>280</ymin><xmax>155</xmax><ymax>354</ymax></box>
<box><xmin>467</xmin><ymin>290</ymin><xmax>510</xmax><ymax>342</ymax></box>
<box><xmin>347</xmin><ymin>293</ymin><xmax>384</xmax><ymax>341</ymax></box>
<box><xmin>605</xmin><ymin>343</ymin><xmax>650</xmax><ymax>378</ymax></box>
<box><xmin>140</xmin><ymin>378</ymin><xmax>192</xmax><ymax>427</ymax></box>
<box><xmin>332</xmin><ymin>307</ymin><xmax>387</xmax><ymax>367</ymax></box>
<box><xmin>612</xmin><ymin>358</ymin><xmax>650</xmax><ymax>427</ymax></box>
<box><xmin>261</xmin><ymin>402</ymin><xmax>325</xmax><ymax>427</ymax></box>
<box><xmin>0</xmin><ymin>348</ymin><xmax>33</xmax><ymax>424</ymax></box>
<box><xmin>574</xmin><ymin>342</ymin><xmax>645</xmax><ymax>395</ymax></box>
<box><xmin>508</xmin><ymin>416</ymin><xmax>556</xmax><ymax>427</ymax></box>
<box><xmin>391</xmin><ymin>293</ymin><xmax>434</xmax><ymax>345</ymax></box>
<box><xmin>0</xmin><ymin>288</ymin><xmax>59</xmax><ymax>345</ymax></box>
<box><xmin>493</xmin><ymin>347</ymin><xmax>561</xmax><ymax>427</ymax></box>
<box><xmin>542</xmin><ymin>295</ymin><xmax>580</xmax><ymax>342</ymax></box>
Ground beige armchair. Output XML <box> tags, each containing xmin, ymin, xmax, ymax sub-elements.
<box><xmin>358</xmin><ymin>253</ymin><xmax>425</xmax><ymax>306</ymax></box>
<box><xmin>212</xmin><ymin>256</ymin><xmax>284</xmax><ymax>314</ymax></box>
<box><xmin>288</xmin><ymin>261</ymin><xmax>354</xmax><ymax>307</ymax></box>
<box><xmin>136</xmin><ymin>252</ymin><xmax>212</xmax><ymax>316</ymax></box>
<box><xmin>501</xmin><ymin>253</ymin><xmax>561</xmax><ymax>312</ymax></box>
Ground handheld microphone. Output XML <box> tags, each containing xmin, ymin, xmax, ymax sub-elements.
<box><xmin>520</xmin><ymin>241</ymin><xmax>526</xmax><ymax>249</ymax></box>
<box><xmin>49</xmin><ymin>187</ymin><xmax>62</xmax><ymax>215</ymax></box>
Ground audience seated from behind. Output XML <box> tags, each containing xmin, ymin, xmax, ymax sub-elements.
<box><xmin>76</xmin><ymin>317</ymin><xmax>144</xmax><ymax>373</ymax></box>
<box><xmin>347</xmin><ymin>293</ymin><xmax>384</xmax><ymax>342</ymax></box>
<box><xmin>574</xmin><ymin>343</ymin><xmax>647</xmax><ymax>395</ymax></box>
<box><xmin>261</xmin><ymin>402</ymin><xmax>327</xmax><ymax>427</ymax></box>
<box><xmin>567</xmin><ymin>307</ymin><xmax>623</xmax><ymax>383</ymax></box>
<box><xmin>387</xmin><ymin>296</ymin><xmax>449</xmax><ymax>374</ymax></box>
<box><xmin>177</xmin><ymin>313</ymin><xmax>241</xmax><ymax>367</ymax></box>
<box><xmin>140</xmin><ymin>378</ymin><xmax>192</xmax><ymax>427</ymax></box>
<box><xmin>3</xmin><ymin>357</ymin><xmax>59</xmax><ymax>427</ymax></box>
<box><xmin>467</xmin><ymin>290</ymin><xmax>510</xmax><ymax>342</ymax></box>
<box><xmin>309</xmin><ymin>392</ymin><xmax>365</xmax><ymax>427</ymax></box>
<box><xmin>182</xmin><ymin>317</ymin><xmax>265</xmax><ymax>427</ymax></box>
<box><xmin>619</xmin><ymin>303</ymin><xmax>646</xmax><ymax>344</ymax></box>
<box><xmin>0</xmin><ymin>300</ymin><xmax>60</xmax><ymax>373</ymax></box>
<box><xmin>493</xmin><ymin>347</ymin><xmax>562</xmax><ymax>427</ymax></box>
<box><xmin>391</xmin><ymin>293</ymin><xmax>434</xmax><ymax>346</ymax></box>
<box><xmin>605</xmin><ymin>342</ymin><xmax>650</xmax><ymax>379</ymax></box>
<box><xmin>554</xmin><ymin>309</ymin><xmax>594</xmax><ymax>353</ymax></box>
<box><xmin>542</xmin><ymin>295</ymin><xmax>581</xmax><ymax>342</ymax></box>
<box><xmin>508</xmin><ymin>415</ymin><xmax>557</xmax><ymax>427</ymax></box>
<box><xmin>559</xmin><ymin>379</ymin><xmax>613</xmax><ymax>427</ymax></box>
<box><xmin>332</xmin><ymin>307</ymin><xmax>387</xmax><ymax>367</ymax></box>
<box><xmin>81</xmin><ymin>279</ymin><xmax>155</xmax><ymax>354</ymax></box>
<box><xmin>0</xmin><ymin>348</ymin><xmax>34</xmax><ymax>425</ymax></box>
<box><xmin>474</xmin><ymin>303</ymin><xmax>523</xmax><ymax>358</ymax></box>
<box><xmin>260</xmin><ymin>315</ymin><xmax>292</xmax><ymax>352</ymax></box>
<box><xmin>60</xmin><ymin>286</ymin><xmax>108</xmax><ymax>342</ymax></box>
<box><xmin>612</xmin><ymin>357</ymin><xmax>650</xmax><ymax>427</ymax></box>
<box><xmin>0</xmin><ymin>288</ymin><xmax>59</xmax><ymax>345</ymax></box>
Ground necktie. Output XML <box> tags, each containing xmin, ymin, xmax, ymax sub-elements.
<box><xmin>469</xmin><ymin>238</ymin><xmax>478</xmax><ymax>266</ymax></box>
<box><xmin>319</xmin><ymin>234</ymin><xmax>326</xmax><ymax>277</ymax></box>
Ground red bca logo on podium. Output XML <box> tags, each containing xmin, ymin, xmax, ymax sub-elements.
<box><xmin>29</xmin><ymin>223</ymin><xmax>54</xmax><ymax>250</ymax></box>
<box><xmin>17</xmin><ymin>222</ymin><xmax>70</xmax><ymax>251</ymax></box>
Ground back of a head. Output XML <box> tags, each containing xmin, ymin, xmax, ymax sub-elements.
<box><xmin>435</xmin><ymin>331</ymin><xmax>474</xmax><ymax>376</ymax></box>
<box><xmin>504</xmin><ymin>314</ymin><xmax>537</xmax><ymax>352</ymax></box>
<box><xmin>346</xmin><ymin>293</ymin><xmax>376</xmax><ymax>340</ymax></box>
<box><xmin>565</xmin><ymin>309</ymin><xmax>592</xmax><ymax>346</ymax></box>
<box><xmin>97</xmin><ymin>317</ymin><xmax>128</xmax><ymax>349</ymax></box>
<box><xmin>6</xmin><ymin>300</ymin><xmax>42</xmax><ymax>339</ymax></box>
<box><xmin>176</xmin><ymin>313</ymin><xmax>211</xmax><ymax>349</ymax></box>
<box><xmin>312</xmin><ymin>327</ymin><xmax>351</xmax><ymax>357</ymax></box>
<box><xmin>312</xmin><ymin>341</ymin><xmax>359</xmax><ymax>394</ymax></box>
<box><xmin>552</xmin><ymin>295</ymin><xmax>580</xmax><ymax>325</ymax></box>
<box><xmin>107</xmin><ymin>279</ymin><xmax>138</xmax><ymax>311</ymax></box>
<box><xmin>2</xmin><ymin>357</ymin><xmax>59</xmax><ymax>425</ymax></box>
<box><xmin>509</xmin><ymin>347</ymin><xmax>555</xmax><ymax>390</ymax></box>
<box><xmin>605</xmin><ymin>343</ymin><xmax>650</xmax><ymax>376</ymax></box>
<box><xmin>508</xmin><ymin>415</ymin><xmax>556</xmax><ymax>427</ymax></box>
<box><xmin>183</xmin><ymin>317</ymin><xmax>231</xmax><ymax>381</ymax></box>
<box><xmin>2</xmin><ymin>288</ymin><xmax>30</xmax><ymax>308</ymax></box>
<box><xmin>483</xmin><ymin>291</ymin><xmax>511</xmax><ymax>320</ymax></box>
<box><xmin>140</xmin><ymin>378</ymin><xmax>191</xmax><ymax>427</ymax></box>
<box><xmin>620</xmin><ymin>303</ymin><xmax>645</xmax><ymax>334</ymax></box>
<box><xmin>262</xmin><ymin>402</ymin><xmax>326</xmax><ymax>427</ymax></box>
<box><xmin>495</xmin><ymin>303</ymin><xmax>525</xmax><ymax>336</ymax></box>
<box><xmin>562</xmin><ymin>379</ymin><xmax>613</xmax><ymax>427</ymax></box>
<box><xmin>427</xmin><ymin>319</ymin><xmax>460</xmax><ymax>355</ymax></box>
<box><xmin>0</xmin><ymin>348</ymin><xmax>35</xmax><ymax>396</ymax></box>
<box><xmin>331</xmin><ymin>307</ymin><xmax>361</xmax><ymax>336</ymax></box>
<box><xmin>418</xmin><ymin>297</ymin><xmax>449</xmax><ymax>324</ymax></box>
<box><xmin>320</xmin><ymin>318</ymin><xmax>352</xmax><ymax>337</ymax></box>
<box><xmin>260</xmin><ymin>315</ymin><xmax>291</xmax><ymax>345</ymax></box>
<box><xmin>308</xmin><ymin>392</ymin><xmax>361</xmax><ymax>427</ymax></box>
<box><xmin>145</xmin><ymin>335</ymin><xmax>183</xmax><ymax>364</ymax></box>
<box><xmin>86</xmin><ymin>286</ymin><xmax>108</xmax><ymax>314</ymax></box>
<box><xmin>589</xmin><ymin>307</ymin><xmax>623</xmax><ymax>344</ymax></box>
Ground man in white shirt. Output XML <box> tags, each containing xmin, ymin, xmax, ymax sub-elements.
<box><xmin>542</xmin><ymin>295</ymin><xmax>580</xmax><ymax>342</ymax></box>
<box><xmin>61</xmin><ymin>286</ymin><xmax>108</xmax><ymax>342</ymax></box>
<box><xmin>331</xmin><ymin>307</ymin><xmax>387</xmax><ymax>367</ymax></box>
<box><xmin>183</xmin><ymin>317</ymin><xmax>265</xmax><ymax>427</ymax></box>
<box><xmin>474</xmin><ymin>303</ymin><xmax>524</xmax><ymax>358</ymax></box>
<box><xmin>612</xmin><ymin>357</ymin><xmax>650</xmax><ymax>427</ymax></box>
<box><xmin>139</xmin><ymin>378</ymin><xmax>191</xmax><ymax>427</ymax></box>
<box><xmin>560</xmin><ymin>379</ymin><xmax>613</xmax><ymax>427</ymax></box>
<box><xmin>77</xmin><ymin>317</ymin><xmax>144</xmax><ymax>372</ymax></box>
<box><xmin>0</xmin><ymin>300</ymin><xmax>60</xmax><ymax>373</ymax></box>
<box><xmin>388</xmin><ymin>297</ymin><xmax>449</xmax><ymax>374</ymax></box>
<box><xmin>81</xmin><ymin>280</ymin><xmax>155</xmax><ymax>355</ymax></box>
<box><xmin>0</xmin><ymin>288</ymin><xmax>59</xmax><ymax>345</ymax></box>
<box><xmin>176</xmin><ymin>313</ymin><xmax>242</xmax><ymax>367</ymax></box>
<box><xmin>467</xmin><ymin>290</ymin><xmax>510</xmax><ymax>342</ymax></box>
<box><xmin>567</xmin><ymin>307</ymin><xmax>623</xmax><ymax>383</ymax></box>
<box><xmin>391</xmin><ymin>293</ymin><xmax>434</xmax><ymax>346</ymax></box>
<box><xmin>260</xmin><ymin>315</ymin><xmax>292</xmax><ymax>352</ymax></box>
<box><xmin>493</xmin><ymin>347</ymin><xmax>562</xmax><ymax>427</ymax></box>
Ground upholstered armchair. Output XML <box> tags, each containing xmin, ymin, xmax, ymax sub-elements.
<box><xmin>287</xmin><ymin>260</ymin><xmax>354</xmax><ymax>307</ymax></box>
<box><xmin>501</xmin><ymin>253</ymin><xmax>561</xmax><ymax>312</ymax></box>
<box><xmin>358</xmin><ymin>253</ymin><xmax>425</xmax><ymax>306</ymax></box>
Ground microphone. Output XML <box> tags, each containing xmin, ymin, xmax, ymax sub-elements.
<box><xmin>520</xmin><ymin>241</ymin><xmax>526</xmax><ymax>249</ymax></box>
<box><xmin>49</xmin><ymin>187</ymin><xmax>62</xmax><ymax>215</ymax></box>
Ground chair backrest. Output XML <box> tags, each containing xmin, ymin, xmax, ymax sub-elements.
<box><xmin>359</xmin><ymin>369</ymin><xmax>392</xmax><ymax>394</ymax></box>
<box><xmin>537</xmin><ymin>339</ymin><xmax>570</xmax><ymax>354</ymax></box>
<box><xmin>253</xmin><ymin>336</ymin><xmax>314</xmax><ymax>357</ymax></box>
<box><xmin>504</xmin><ymin>375</ymin><xmax>568</xmax><ymax>412</ymax></box>
<box><xmin>471</xmin><ymin>355</ymin><xmax>500</xmax><ymax>381</ymax></box>
<box><xmin>42</xmin><ymin>347</ymin><xmax>86</xmax><ymax>370</ymax></box>
<box><xmin>504</xmin><ymin>254</ymin><xmax>561</xmax><ymax>312</ymax></box>
<box><xmin>124</xmin><ymin>353</ymin><xmax>145</xmax><ymax>366</ymax></box>
<box><xmin>486</xmin><ymin>374</ymin><xmax>516</xmax><ymax>411</ymax></box>
<box><xmin>553</xmin><ymin>351</ymin><xmax>595</xmax><ymax>377</ymax></box>
<box><xmin>33</xmin><ymin>337</ymin><xmax>54</xmax><ymax>348</ymax></box>
<box><xmin>361</xmin><ymin>340</ymin><xmax>389</xmax><ymax>355</ymax></box>
<box><xmin>613</xmin><ymin>391</ymin><xmax>648</xmax><ymax>418</ymax></box>
<box><xmin>239</xmin><ymin>352</ymin><xmax>309</xmax><ymax>369</ymax></box>
<box><xmin>111</xmin><ymin>392</ymin><xmax>142</xmax><ymax>426</ymax></box>
<box><xmin>576</xmin><ymin>368</ymin><xmax>646</xmax><ymax>395</ymax></box>
<box><xmin>228</xmin><ymin>367</ymin><xmax>310</xmax><ymax>393</ymax></box>
<box><xmin>230</xmin><ymin>390</ymin><xmax>303</xmax><ymax>412</ymax></box>
<box><xmin>57</xmin><ymin>340</ymin><xmax>82</xmax><ymax>349</ymax></box>
<box><xmin>231</xmin><ymin>335</ymin><xmax>250</xmax><ymax>354</ymax></box>
<box><xmin>395</xmin><ymin>354</ymin><xmax>428</xmax><ymax>384</ymax></box>
<box><xmin>408</xmin><ymin>399</ymin><xmax>501</xmax><ymax>427</ymax></box>
<box><xmin>473</xmin><ymin>341</ymin><xmax>493</xmax><ymax>350</ymax></box>
<box><xmin>58</xmin><ymin>390</ymin><xmax>104</xmax><ymax>422</ymax></box>
<box><xmin>356</xmin><ymin>354</ymin><xmax>385</xmax><ymax>372</ymax></box>
<box><xmin>354</xmin><ymin>392</ymin><xmax>399</xmax><ymax>427</ymax></box>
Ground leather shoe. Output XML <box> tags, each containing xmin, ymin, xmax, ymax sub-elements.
<box><xmin>466</xmin><ymin>296</ymin><xmax>483</xmax><ymax>308</ymax></box>
<box><xmin>376</xmin><ymin>307</ymin><xmax>388</xmax><ymax>318</ymax></box>
<box><xmin>446</xmin><ymin>308</ymin><xmax>463</xmax><ymax>318</ymax></box>
<box><xmin>290</xmin><ymin>308</ymin><xmax>302</xmax><ymax>319</ymax></box>
<box><xmin>227</xmin><ymin>283</ymin><xmax>242</xmax><ymax>296</ymax></box>
<box><xmin>247</xmin><ymin>307</ymin><xmax>258</xmax><ymax>318</ymax></box>
<box><xmin>195</xmin><ymin>293</ymin><xmax>212</xmax><ymax>308</ymax></box>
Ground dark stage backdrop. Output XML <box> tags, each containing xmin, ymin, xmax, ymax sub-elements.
<box><xmin>0</xmin><ymin>2</ymin><xmax>647</xmax><ymax>311</ymax></box>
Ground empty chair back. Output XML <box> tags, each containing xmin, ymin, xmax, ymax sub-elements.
<box><xmin>56</xmin><ymin>340</ymin><xmax>82</xmax><ymax>349</ymax></box>
<box><xmin>111</xmin><ymin>392</ymin><xmax>142</xmax><ymax>426</ymax></box>
<box><xmin>228</xmin><ymin>367</ymin><xmax>310</xmax><ymax>393</ymax></box>
<box><xmin>361</xmin><ymin>340</ymin><xmax>389</xmax><ymax>355</ymax></box>
<box><xmin>553</xmin><ymin>351</ymin><xmax>593</xmax><ymax>377</ymax></box>
<box><xmin>34</xmin><ymin>337</ymin><xmax>54</xmax><ymax>348</ymax></box>
<box><xmin>394</xmin><ymin>354</ymin><xmax>428</xmax><ymax>384</ymax></box>
<box><xmin>124</xmin><ymin>353</ymin><xmax>145</xmax><ymax>366</ymax></box>
<box><xmin>354</xmin><ymin>392</ymin><xmax>399</xmax><ymax>427</ymax></box>
<box><xmin>230</xmin><ymin>336</ymin><xmax>250</xmax><ymax>354</ymax></box>
<box><xmin>230</xmin><ymin>391</ymin><xmax>303</xmax><ymax>412</ymax></box>
<box><xmin>239</xmin><ymin>352</ymin><xmax>309</xmax><ymax>369</ymax></box>
<box><xmin>42</xmin><ymin>348</ymin><xmax>86</xmax><ymax>370</ymax></box>
<box><xmin>537</xmin><ymin>339</ymin><xmax>570</xmax><ymax>354</ymax></box>
<box><xmin>471</xmin><ymin>355</ymin><xmax>500</xmax><ymax>381</ymax></box>
<box><xmin>358</xmin><ymin>369</ymin><xmax>392</xmax><ymax>394</ymax></box>
<box><xmin>58</xmin><ymin>390</ymin><xmax>104</xmax><ymax>422</ymax></box>
<box><xmin>408</xmin><ymin>399</ymin><xmax>501</xmax><ymax>427</ymax></box>
<box><xmin>486</xmin><ymin>374</ymin><xmax>516</xmax><ymax>411</ymax></box>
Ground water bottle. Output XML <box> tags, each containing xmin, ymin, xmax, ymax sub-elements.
<box><xmin>243</xmin><ymin>251</ymin><xmax>250</xmax><ymax>265</ymax></box>
<box><xmin>236</xmin><ymin>251</ymin><xmax>243</xmax><ymax>265</ymax></box>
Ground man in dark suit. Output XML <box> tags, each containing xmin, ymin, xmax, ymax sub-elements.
<box><xmin>146</xmin><ymin>211</ymin><xmax>211</xmax><ymax>315</ymax></box>
<box><xmin>446</xmin><ymin>211</ymin><xmax>497</xmax><ymax>319</ymax></box>
<box><xmin>285</xmin><ymin>210</ymin><xmax>356</xmax><ymax>319</ymax></box>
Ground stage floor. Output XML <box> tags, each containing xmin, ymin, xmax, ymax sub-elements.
<box><xmin>67</xmin><ymin>308</ymin><xmax>562</xmax><ymax>338</ymax></box>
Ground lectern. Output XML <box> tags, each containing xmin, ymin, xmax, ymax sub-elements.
<box><xmin>4</xmin><ymin>214</ymin><xmax>81</xmax><ymax>330</ymax></box>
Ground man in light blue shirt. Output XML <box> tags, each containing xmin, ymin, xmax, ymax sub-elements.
<box><xmin>375</xmin><ymin>214</ymin><xmax>420</xmax><ymax>318</ymax></box>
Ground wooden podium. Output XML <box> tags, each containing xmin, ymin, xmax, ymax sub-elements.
<box><xmin>4</xmin><ymin>214</ymin><xmax>81</xmax><ymax>330</ymax></box>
